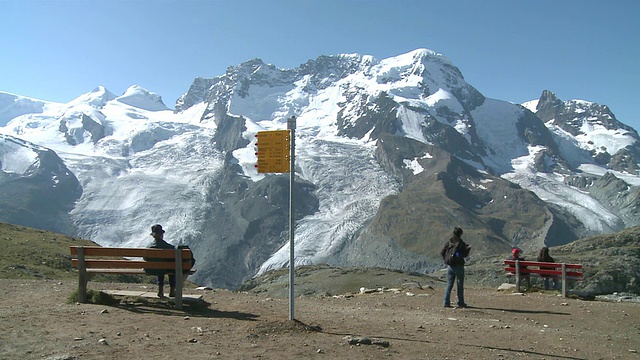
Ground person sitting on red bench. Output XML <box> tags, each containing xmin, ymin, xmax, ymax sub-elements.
<box><xmin>537</xmin><ymin>246</ymin><xmax>559</xmax><ymax>290</ymax></box>
<box><xmin>508</xmin><ymin>248</ymin><xmax>531</xmax><ymax>289</ymax></box>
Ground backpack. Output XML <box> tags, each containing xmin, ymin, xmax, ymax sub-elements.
<box><xmin>178</xmin><ymin>244</ymin><xmax>196</xmax><ymax>268</ymax></box>
<box><xmin>444</xmin><ymin>241</ymin><xmax>468</xmax><ymax>266</ymax></box>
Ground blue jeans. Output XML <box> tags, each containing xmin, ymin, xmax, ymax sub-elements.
<box><xmin>444</xmin><ymin>265</ymin><xmax>465</xmax><ymax>306</ymax></box>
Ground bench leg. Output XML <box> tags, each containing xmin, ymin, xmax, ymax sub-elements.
<box><xmin>77</xmin><ymin>247</ymin><xmax>88</xmax><ymax>303</ymax></box>
<box><xmin>175</xmin><ymin>276</ymin><xmax>183</xmax><ymax>309</ymax></box>
<box><xmin>515</xmin><ymin>261</ymin><xmax>521</xmax><ymax>293</ymax></box>
<box><xmin>78</xmin><ymin>270</ymin><xmax>88</xmax><ymax>303</ymax></box>
<box><xmin>561</xmin><ymin>263</ymin><xmax>567</xmax><ymax>298</ymax></box>
<box><xmin>174</xmin><ymin>249</ymin><xmax>183</xmax><ymax>309</ymax></box>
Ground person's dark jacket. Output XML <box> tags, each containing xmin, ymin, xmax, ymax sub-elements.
<box><xmin>537</xmin><ymin>253</ymin><xmax>554</xmax><ymax>263</ymax></box>
<box><xmin>537</xmin><ymin>252</ymin><xmax>555</xmax><ymax>277</ymax></box>
<box><xmin>441</xmin><ymin>237</ymin><xmax>471</xmax><ymax>266</ymax></box>
<box><xmin>144</xmin><ymin>239</ymin><xmax>175</xmax><ymax>276</ymax></box>
<box><xmin>508</xmin><ymin>254</ymin><xmax>529</xmax><ymax>274</ymax></box>
<box><xmin>150</xmin><ymin>238</ymin><xmax>174</xmax><ymax>250</ymax></box>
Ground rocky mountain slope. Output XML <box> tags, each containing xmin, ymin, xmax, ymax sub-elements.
<box><xmin>1</xmin><ymin>49</ymin><xmax>639</xmax><ymax>289</ymax></box>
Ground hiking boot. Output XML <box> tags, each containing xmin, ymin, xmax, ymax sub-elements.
<box><xmin>169</xmin><ymin>287</ymin><xmax>176</xmax><ymax>297</ymax></box>
<box><xmin>157</xmin><ymin>291</ymin><xmax>165</xmax><ymax>298</ymax></box>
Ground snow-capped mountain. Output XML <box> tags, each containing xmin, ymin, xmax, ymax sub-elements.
<box><xmin>0</xmin><ymin>133</ymin><xmax>81</xmax><ymax>233</ymax></box>
<box><xmin>1</xmin><ymin>49</ymin><xmax>639</xmax><ymax>289</ymax></box>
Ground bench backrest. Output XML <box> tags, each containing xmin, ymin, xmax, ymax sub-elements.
<box><xmin>503</xmin><ymin>260</ymin><xmax>582</xmax><ymax>269</ymax></box>
<box><xmin>70</xmin><ymin>246</ymin><xmax>193</xmax><ymax>271</ymax></box>
<box><xmin>504</xmin><ymin>260</ymin><xmax>583</xmax><ymax>279</ymax></box>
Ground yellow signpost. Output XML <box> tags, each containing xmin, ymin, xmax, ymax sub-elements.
<box><xmin>254</xmin><ymin>117</ymin><xmax>297</xmax><ymax>321</ymax></box>
<box><xmin>255</xmin><ymin>130</ymin><xmax>291</xmax><ymax>173</ymax></box>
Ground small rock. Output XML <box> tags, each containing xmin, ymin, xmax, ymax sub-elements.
<box><xmin>98</xmin><ymin>338</ymin><xmax>109</xmax><ymax>345</ymax></box>
<box><xmin>188</xmin><ymin>338</ymin><xmax>198</xmax><ymax>343</ymax></box>
<box><xmin>99</xmin><ymin>309</ymin><xmax>109</xmax><ymax>314</ymax></box>
<box><xmin>184</xmin><ymin>316</ymin><xmax>190</xmax><ymax>320</ymax></box>
<box><xmin>345</xmin><ymin>336</ymin><xmax>371</xmax><ymax>345</ymax></box>
<box><xmin>372</xmin><ymin>339</ymin><xmax>390</xmax><ymax>347</ymax></box>
<box><xmin>498</xmin><ymin>283</ymin><xmax>517</xmax><ymax>291</ymax></box>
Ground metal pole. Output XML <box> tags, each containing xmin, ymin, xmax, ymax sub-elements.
<box><xmin>515</xmin><ymin>260</ymin><xmax>521</xmax><ymax>293</ymax></box>
<box><xmin>77</xmin><ymin>247</ymin><xmax>87</xmax><ymax>303</ymax></box>
<box><xmin>561</xmin><ymin>263</ymin><xmax>567</xmax><ymax>298</ymax></box>
<box><xmin>174</xmin><ymin>248</ymin><xmax>183</xmax><ymax>309</ymax></box>
<box><xmin>287</xmin><ymin>116</ymin><xmax>296</xmax><ymax>320</ymax></box>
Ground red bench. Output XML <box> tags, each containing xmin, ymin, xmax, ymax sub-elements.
<box><xmin>70</xmin><ymin>246</ymin><xmax>195</xmax><ymax>309</ymax></box>
<box><xmin>504</xmin><ymin>259</ymin><xmax>583</xmax><ymax>297</ymax></box>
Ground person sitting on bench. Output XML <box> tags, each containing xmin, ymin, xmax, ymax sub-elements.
<box><xmin>508</xmin><ymin>248</ymin><xmax>531</xmax><ymax>289</ymax></box>
<box><xmin>537</xmin><ymin>246</ymin><xmax>559</xmax><ymax>290</ymax></box>
<box><xmin>145</xmin><ymin>224</ymin><xmax>176</xmax><ymax>298</ymax></box>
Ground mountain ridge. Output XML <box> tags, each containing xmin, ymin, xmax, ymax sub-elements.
<box><xmin>1</xmin><ymin>49</ymin><xmax>639</xmax><ymax>289</ymax></box>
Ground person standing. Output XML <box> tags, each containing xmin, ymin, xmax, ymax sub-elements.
<box><xmin>441</xmin><ymin>227</ymin><xmax>471</xmax><ymax>308</ymax></box>
<box><xmin>146</xmin><ymin>224</ymin><xmax>176</xmax><ymax>298</ymax></box>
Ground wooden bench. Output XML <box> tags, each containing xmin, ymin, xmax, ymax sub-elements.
<box><xmin>504</xmin><ymin>259</ymin><xmax>583</xmax><ymax>297</ymax></box>
<box><xmin>70</xmin><ymin>246</ymin><xmax>195</xmax><ymax>309</ymax></box>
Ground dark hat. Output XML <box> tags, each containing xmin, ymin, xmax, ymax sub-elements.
<box><xmin>150</xmin><ymin>224</ymin><xmax>165</xmax><ymax>235</ymax></box>
<box><xmin>453</xmin><ymin>227</ymin><xmax>463</xmax><ymax>237</ymax></box>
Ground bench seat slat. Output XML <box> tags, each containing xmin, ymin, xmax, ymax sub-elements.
<box><xmin>70</xmin><ymin>246</ymin><xmax>191</xmax><ymax>260</ymax></box>
<box><xmin>504</xmin><ymin>267</ymin><xmax>583</xmax><ymax>278</ymax></box>
<box><xmin>505</xmin><ymin>272</ymin><xmax>583</xmax><ymax>280</ymax></box>
<box><xmin>87</xmin><ymin>268</ymin><xmax>146</xmax><ymax>274</ymax></box>
<box><xmin>86</xmin><ymin>268</ymin><xmax>196</xmax><ymax>275</ymax></box>
<box><xmin>72</xmin><ymin>259</ymin><xmax>193</xmax><ymax>270</ymax></box>
<box><xmin>503</xmin><ymin>260</ymin><xmax>582</xmax><ymax>269</ymax></box>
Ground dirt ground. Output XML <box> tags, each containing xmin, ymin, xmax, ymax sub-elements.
<box><xmin>1</xmin><ymin>279</ymin><xmax>639</xmax><ymax>360</ymax></box>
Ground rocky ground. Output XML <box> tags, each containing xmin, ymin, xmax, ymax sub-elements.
<box><xmin>1</xmin><ymin>277</ymin><xmax>639</xmax><ymax>360</ymax></box>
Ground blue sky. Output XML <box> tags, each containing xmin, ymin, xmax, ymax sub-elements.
<box><xmin>1</xmin><ymin>0</ymin><xmax>638</xmax><ymax>130</ymax></box>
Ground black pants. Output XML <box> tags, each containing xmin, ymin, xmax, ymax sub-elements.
<box><xmin>157</xmin><ymin>273</ymin><xmax>176</xmax><ymax>289</ymax></box>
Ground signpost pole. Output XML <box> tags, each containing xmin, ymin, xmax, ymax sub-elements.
<box><xmin>287</xmin><ymin>116</ymin><xmax>296</xmax><ymax>320</ymax></box>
